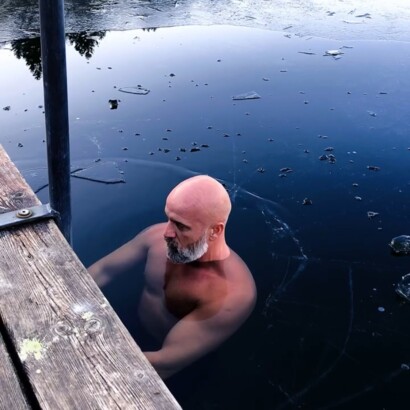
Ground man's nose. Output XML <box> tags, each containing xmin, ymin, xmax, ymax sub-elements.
<box><xmin>164</xmin><ymin>222</ymin><xmax>176</xmax><ymax>239</ymax></box>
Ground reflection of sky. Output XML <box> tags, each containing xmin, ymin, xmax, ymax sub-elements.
<box><xmin>1</xmin><ymin>25</ymin><xmax>410</xmax><ymax>409</ymax></box>
<box><xmin>0</xmin><ymin>26</ymin><xmax>410</xmax><ymax>258</ymax></box>
<box><xmin>1</xmin><ymin>24</ymin><xmax>409</xmax><ymax>263</ymax></box>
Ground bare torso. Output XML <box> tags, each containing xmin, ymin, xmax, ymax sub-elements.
<box><xmin>137</xmin><ymin>223</ymin><xmax>255</xmax><ymax>343</ymax></box>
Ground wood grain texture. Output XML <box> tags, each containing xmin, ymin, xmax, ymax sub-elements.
<box><xmin>0</xmin><ymin>333</ymin><xmax>30</xmax><ymax>409</ymax></box>
<box><xmin>0</xmin><ymin>145</ymin><xmax>181</xmax><ymax>409</ymax></box>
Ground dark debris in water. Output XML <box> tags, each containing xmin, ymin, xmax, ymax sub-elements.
<box><xmin>302</xmin><ymin>198</ymin><xmax>313</xmax><ymax>205</ymax></box>
<box><xmin>3</xmin><ymin>106</ymin><xmax>11</xmax><ymax>111</ymax></box>
<box><xmin>108</xmin><ymin>99</ymin><xmax>119</xmax><ymax>109</ymax></box>
<box><xmin>367</xmin><ymin>165</ymin><xmax>380</xmax><ymax>171</ymax></box>
<box><xmin>356</xmin><ymin>13</ymin><xmax>372</xmax><ymax>19</ymax></box>
<box><xmin>319</xmin><ymin>154</ymin><xmax>336</xmax><ymax>163</ymax></box>
<box><xmin>327</xmin><ymin>154</ymin><xmax>336</xmax><ymax>163</ymax></box>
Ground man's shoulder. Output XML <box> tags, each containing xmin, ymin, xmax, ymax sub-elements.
<box><xmin>136</xmin><ymin>223</ymin><xmax>166</xmax><ymax>242</ymax></box>
<box><xmin>225</xmin><ymin>249</ymin><xmax>252</xmax><ymax>279</ymax></box>
<box><xmin>224</xmin><ymin>250</ymin><xmax>257</xmax><ymax>306</ymax></box>
<box><xmin>126</xmin><ymin>223</ymin><xmax>166</xmax><ymax>254</ymax></box>
<box><xmin>145</xmin><ymin>222</ymin><xmax>166</xmax><ymax>234</ymax></box>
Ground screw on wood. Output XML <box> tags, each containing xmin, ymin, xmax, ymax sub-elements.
<box><xmin>16</xmin><ymin>209</ymin><xmax>33</xmax><ymax>219</ymax></box>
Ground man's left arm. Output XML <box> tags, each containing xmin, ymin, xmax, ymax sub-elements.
<box><xmin>144</xmin><ymin>292</ymin><xmax>256</xmax><ymax>379</ymax></box>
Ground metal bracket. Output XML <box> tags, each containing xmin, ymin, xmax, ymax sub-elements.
<box><xmin>0</xmin><ymin>204</ymin><xmax>58</xmax><ymax>230</ymax></box>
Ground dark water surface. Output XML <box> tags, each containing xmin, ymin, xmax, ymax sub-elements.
<box><xmin>1</xmin><ymin>25</ymin><xmax>410</xmax><ymax>409</ymax></box>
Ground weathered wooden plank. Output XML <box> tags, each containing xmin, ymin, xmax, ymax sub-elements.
<box><xmin>0</xmin><ymin>145</ymin><xmax>181</xmax><ymax>409</ymax></box>
<box><xmin>0</xmin><ymin>332</ymin><xmax>30</xmax><ymax>409</ymax></box>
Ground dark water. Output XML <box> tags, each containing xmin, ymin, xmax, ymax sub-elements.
<box><xmin>1</xmin><ymin>25</ymin><xmax>410</xmax><ymax>409</ymax></box>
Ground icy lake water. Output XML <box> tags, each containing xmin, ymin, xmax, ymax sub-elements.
<box><xmin>1</xmin><ymin>3</ymin><xmax>410</xmax><ymax>409</ymax></box>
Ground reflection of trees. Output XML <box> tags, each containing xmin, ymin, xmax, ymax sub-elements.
<box><xmin>10</xmin><ymin>31</ymin><xmax>106</xmax><ymax>79</ymax></box>
<box><xmin>11</xmin><ymin>37</ymin><xmax>42</xmax><ymax>80</ymax></box>
<box><xmin>67</xmin><ymin>31</ymin><xmax>106</xmax><ymax>59</ymax></box>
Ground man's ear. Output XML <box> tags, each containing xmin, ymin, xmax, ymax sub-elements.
<box><xmin>210</xmin><ymin>223</ymin><xmax>224</xmax><ymax>239</ymax></box>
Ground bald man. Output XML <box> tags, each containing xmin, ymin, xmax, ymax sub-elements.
<box><xmin>89</xmin><ymin>175</ymin><xmax>256</xmax><ymax>379</ymax></box>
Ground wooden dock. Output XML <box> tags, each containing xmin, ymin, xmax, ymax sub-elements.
<box><xmin>0</xmin><ymin>145</ymin><xmax>181</xmax><ymax>409</ymax></box>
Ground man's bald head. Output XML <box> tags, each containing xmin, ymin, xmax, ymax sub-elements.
<box><xmin>167</xmin><ymin>175</ymin><xmax>232</xmax><ymax>226</ymax></box>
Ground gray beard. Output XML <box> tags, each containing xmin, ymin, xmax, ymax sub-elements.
<box><xmin>166</xmin><ymin>233</ymin><xmax>209</xmax><ymax>264</ymax></box>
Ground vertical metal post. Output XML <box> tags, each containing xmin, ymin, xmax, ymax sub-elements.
<box><xmin>38</xmin><ymin>0</ymin><xmax>72</xmax><ymax>244</ymax></box>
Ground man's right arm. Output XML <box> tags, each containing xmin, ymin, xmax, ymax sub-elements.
<box><xmin>88</xmin><ymin>225</ymin><xmax>155</xmax><ymax>287</ymax></box>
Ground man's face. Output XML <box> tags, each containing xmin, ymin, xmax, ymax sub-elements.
<box><xmin>165</xmin><ymin>231</ymin><xmax>209</xmax><ymax>264</ymax></box>
<box><xmin>164</xmin><ymin>190</ymin><xmax>211</xmax><ymax>263</ymax></box>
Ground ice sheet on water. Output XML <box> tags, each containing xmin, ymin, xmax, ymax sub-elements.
<box><xmin>71</xmin><ymin>161</ymin><xmax>125</xmax><ymax>184</ymax></box>
<box><xmin>2</xmin><ymin>0</ymin><xmax>410</xmax><ymax>45</ymax></box>
<box><xmin>118</xmin><ymin>86</ymin><xmax>150</xmax><ymax>95</ymax></box>
<box><xmin>21</xmin><ymin>161</ymin><xmax>125</xmax><ymax>193</ymax></box>
<box><xmin>22</xmin><ymin>165</ymin><xmax>82</xmax><ymax>193</ymax></box>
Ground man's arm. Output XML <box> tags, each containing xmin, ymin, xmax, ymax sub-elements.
<box><xmin>144</xmin><ymin>290</ymin><xmax>256</xmax><ymax>379</ymax></box>
<box><xmin>88</xmin><ymin>225</ymin><xmax>156</xmax><ymax>287</ymax></box>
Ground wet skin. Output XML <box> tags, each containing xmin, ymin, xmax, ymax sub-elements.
<box><xmin>89</xmin><ymin>222</ymin><xmax>256</xmax><ymax>379</ymax></box>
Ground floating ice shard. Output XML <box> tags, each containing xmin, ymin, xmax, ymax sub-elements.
<box><xmin>118</xmin><ymin>86</ymin><xmax>150</xmax><ymax>95</ymax></box>
<box><xmin>396</xmin><ymin>273</ymin><xmax>410</xmax><ymax>301</ymax></box>
<box><xmin>324</xmin><ymin>49</ymin><xmax>344</xmax><ymax>56</ymax></box>
<box><xmin>232</xmin><ymin>91</ymin><xmax>261</xmax><ymax>100</ymax></box>
<box><xmin>389</xmin><ymin>235</ymin><xmax>410</xmax><ymax>255</ymax></box>
<box><xmin>343</xmin><ymin>20</ymin><xmax>362</xmax><ymax>24</ymax></box>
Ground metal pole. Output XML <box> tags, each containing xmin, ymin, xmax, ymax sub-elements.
<box><xmin>38</xmin><ymin>0</ymin><xmax>72</xmax><ymax>244</ymax></box>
